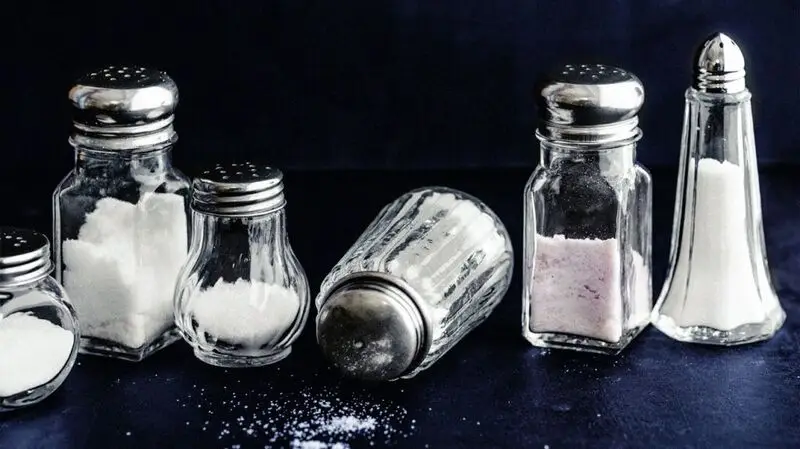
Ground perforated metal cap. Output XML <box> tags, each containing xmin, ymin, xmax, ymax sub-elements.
<box><xmin>693</xmin><ymin>32</ymin><xmax>746</xmax><ymax>94</ymax></box>
<box><xmin>316</xmin><ymin>276</ymin><xmax>428</xmax><ymax>381</ymax></box>
<box><xmin>0</xmin><ymin>228</ymin><xmax>53</xmax><ymax>288</ymax></box>
<box><xmin>191</xmin><ymin>162</ymin><xmax>286</xmax><ymax>217</ymax></box>
<box><xmin>68</xmin><ymin>65</ymin><xmax>179</xmax><ymax>151</ymax></box>
<box><xmin>535</xmin><ymin>63</ymin><xmax>645</xmax><ymax>147</ymax></box>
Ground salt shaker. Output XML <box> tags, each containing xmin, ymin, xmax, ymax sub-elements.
<box><xmin>0</xmin><ymin>227</ymin><xmax>79</xmax><ymax>412</ymax></box>
<box><xmin>523</xmin><ymin>64</ymin><xmax>653</xmax><ymax>355</ymax></box>
<box><xmin>53</xmin><ymin>66</ymin><xmax>191</xmax><ymax>361</ymax></box>
<box><xmin>652</xmin><ymin>33</ymin><xmax>785</xmax><ymax>345</ymax></box>
<box><xmin>315</xmin><ymin>187</ymin><xmax>513</xmax><ymax>381</ymax></box>
<box><xmin>174</xmin><ymin>163</ymin><xmax>309</xmax><ymax>367</ymax></box>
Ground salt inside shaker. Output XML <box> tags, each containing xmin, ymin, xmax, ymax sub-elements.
<box><xmin>651</xmin><ymin>33</ymin><xmax>785</xmax><ymax>345</ymax></box>
<box><xmin>174</xmin><ymin>163</ymin><xmax>309</xmax><ymax>367</ymax></box>
<box><xmin>0</xmin><ymin>227</ymin><xmax>79</xmax><ymax>412</ymax></box>
<box><xmin>54</xmin><ymin>66</ymin><xmax>191</xmax><ymax>361</ymax></box>
<box><xmin>522</xmin><ymin>64</ymin><xmax>653</xmax><ymax>355</ymax></box>
<box><xmin>315</xmin><ymin>187</ymin><xmax>514</xmax><ymax>381</ymax></box>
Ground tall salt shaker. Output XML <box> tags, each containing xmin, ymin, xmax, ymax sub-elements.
<box><xmin>523</xmin><ymin>64</ymin><xmax>653</xmax><ymax>355</ymax></box>
<box><xmin>652</xmin><ymin>33</ymin><xmax>785</xmax><ymax>344</ymax></box>
<box><xmin>54</xmin><ymin>66</ymin><xmax>191</xmax><ymax>361</ymax></box>
<box><xmin>0</xmin><ymin>228</ymin><xmax>80</xmax><ymax>412</ymax></box>
<box><xmin>315</xmin><ymin>187</ymin><xmax>513</xmax><ymax>381</ymax></box>
<box><xmin>174</xmin><ymin>163</ymin><xmax>309</xmax><ymax>367</ymax></box>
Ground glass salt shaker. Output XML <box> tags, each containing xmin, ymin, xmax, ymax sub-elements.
<box><xmin>315</xmin><ymin>187</ymin><xmax>514</xmax><ymax>381</ymax></box>
<box><xmin>174</xmin><ymin>163</ymin><xmax>309</xmax><ymax>367</ymax></box>
<box><xmin>652</xmin><ymin>33</ymin><xmax>785</xmax><ymax>345</ymax></box>
<box><xmin>0</xmin><ymin>227</ymin><xmax>80</xmax><ymax>412</ymax></box>
<box><xmin>522</xmin><ymin>64</ymin><xmax>653</xmax><ymax>355</ymax></box>
<box><xmin>53</xmin><ymin>66</ymin><xmax>191</xmax><ymax>361</ymax></box>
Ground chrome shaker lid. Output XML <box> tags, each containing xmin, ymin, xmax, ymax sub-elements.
<box><xmin>68</xmin><ymin>65</ymin><xmax>179</xmax><ymax>151</ymax></box>
<box><xmin>191</xmin><ymin>162</ymin><xmax>286</xmax><ymax>217</ymax></box>
<box><xmin>0</xmin><ymin>228</ymin><xmax>53</xmax><ymax>288</ymax></box>
<box><xmin>316</xmin><ymin>275</ymin><xmax>427</xmax><ymax>381</ymax></box>
<box><xmin>535</xmin><ymin>63</ymin><xmax>645</xmax><ymax>147</ymax></box>
<box><xmin>693</xmin><ymin>32</ymin><xmax>746</xmax><ymax>94</ymax></box>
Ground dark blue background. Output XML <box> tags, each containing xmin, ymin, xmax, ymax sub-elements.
<box><xmin>1</xmin><ymin>0</ymin><xmax>798</xmax><ymax>175</ymax></box>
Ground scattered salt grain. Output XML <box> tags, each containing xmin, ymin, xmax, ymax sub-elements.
<box><xmin>178</xmin><ymin>381</ymin><xmax>413</xmax><ymax>448</ymax></box>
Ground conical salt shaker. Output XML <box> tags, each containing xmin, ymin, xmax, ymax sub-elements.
<box><xmin>651</xmin><ymin>33</ymin><xmax>785</xmax><ymax>345</ymax></box>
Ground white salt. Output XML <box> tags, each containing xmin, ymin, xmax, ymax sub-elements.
<box><xmin>658</xmin><ymin>158</ymin><xmax>778</xmax><ymax>330</ymax></box>
<box><xmin>530</xmin><ymin>234</ymin><xmax>649</xmax><ymax>342</ymax></box>
<box><xmin>62</xmin><ymin>192</ymin><xmax>187</xmax><ymax>350</ymax></box>
<box><xmin>190</xmin><ymin>278</ymin><xmax>300</xmax><ymax>349</ymax></box>
<box><xmin>0</xmin><ymin>312</ymin><xmax>74</xmax><ymax>397</ymax></box>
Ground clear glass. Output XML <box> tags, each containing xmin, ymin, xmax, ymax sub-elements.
<box><xmin>522</xmin><ymin>141</ymin><xmax>653</xmax><ymax>355</ymax></box>
<box><xmin>316</xmin><ymin>187</ymin><xmax>514</xmax><ymax>378</ymax></box>
<box><xmin>174</xmin><ymin>208</ymin><xmax>309</xmax><ymax>367</ymax></box>
<box><xmin>53</xmin><ymin>145</ymin><xmax>191</xmax><ymax>361</ymax></box>
<box><xmin>652</xmin><ymin>88</ymin><xmax>785</xmax><ymax>344</ymax></box>
<box><xmin>0</xmin><ymin>277</ymin><xmax>79</xmax><ymax>412</ymax></box>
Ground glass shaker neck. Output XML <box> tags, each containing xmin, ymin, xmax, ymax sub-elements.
<box><xmin>73</xmin><ymin>145</ymin><xmax>174</xmax><ymax>176</ymax></box>
<box><xmin>539</xmin><ymin>141</ymin><xmax>637</xmax><ymax>173</ymax></box>
<box><xmin>193</xmin><ymin>207</ymin><xmax>289</xmax><ymax>251</ymax></box>
<box><xmin>682</xmin><ymin>87</ymin><xmax>754</xmax><ymax>162</ymax></box>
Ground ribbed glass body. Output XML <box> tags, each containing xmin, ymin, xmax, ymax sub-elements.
<box><xmin>652</xmin><ymin>88</ymin><xmax>785</xmax><ymax>344</ymax></box>
<box><xmin>174</xmin><ymin>208</ymin><xmax>309</xmax><ymax>367</ymax></box>
<box><xmin>523</xmin><ymin>141</ymin><xmax>653</xmax><ymax>354</ymax></box>
<box><xmin>0</xmin><ymin>276</ymin><xmax>79</xmax><ymax>411</ymax></box>
<box><xmin>316</xmin><ymin>187</ymin><xmax>514</xmax><ymax>378</ymax></box>
<box><xmin>53</xmin><ymin>145</ymin><xmax>190</xmax><ymax>361</ymax></box>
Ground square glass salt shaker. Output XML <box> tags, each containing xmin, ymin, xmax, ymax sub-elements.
<box><xmin>522</xmin><ymin>64</ymin><xmax>653</xmax><ymax>355</ymax></box>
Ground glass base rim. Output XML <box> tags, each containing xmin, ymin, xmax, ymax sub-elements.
<box><xmin>651</xmin><ymin>309</ymin><xmax>786</xmax><ymax>346</ymax></box>
<box><xmin>193</xmin><ymin>347</ymin><xmax>292</xmax><ymax>368</ymax></box>
<box><xmin>78</xmin><ymin>328</ymin><xmax>181</xmax><ymax>362</ymax></box>
<box><xmin>523</xmin><ymin>324</ymin><xmax>648</xmax><ymax>355</ymax></box>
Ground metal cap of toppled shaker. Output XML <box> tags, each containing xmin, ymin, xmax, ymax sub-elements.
<box><xmin>191</xmin><ymin>162</ymin><xmax>286</xmax><ymax>217</ymax></box>
<box><xmin>316</xmin><ymin>276</ymin><xmax>427</xmax><ymax>381</ymax></box>
<box><xmin>68</xmin><ymin>65</ymin><xmax>179</xmax><ymax>151</ymax></box>
<box><xmin>535</xmin><ymin>63</ymin><xmax>644</xmax><ymax>147</ymax></box>
<box><xmin>0</xmin><ymin>228</ymin><xmax>53</xmax><ymax>288</ymax></box>
<box><xmin>693</xmin><ymin>32</ymin><xmax>746</xmax><ymax>94</ymax></box>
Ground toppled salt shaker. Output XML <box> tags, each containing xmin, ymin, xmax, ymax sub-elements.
<box><xmin>315</xmin><ymin>187</ymin><xmax>513</xmax><ymax>381</ymax></box>
<box><xmin>652</xmin><ymin>33</ymin><xmax>785</xmax><ymax>345</ymax></box>
<box><xmin>174</xmin><ymin>163</ymin><xmax>309</xmax><ymax>367</ymax></box>
<box><xmin>0</xmin><ymin>227</ymin><xmax>79</xmax><ymax>412</ymax></box>
<box><xmin>523</xmin><ymin>64</ymin><xmax>653</xmax><ymax>355</ymax></box>
<box><xmin>54</xmin><ymin>66</ymin><xmax>191</xmax><ymax>361</ymax></box>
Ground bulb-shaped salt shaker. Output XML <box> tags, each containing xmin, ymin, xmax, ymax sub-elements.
<box><xmin>174</xmin><ymin>163</ymin><xmax>309</xmax><ymax>367</ymax></box>
<box><xmin>315</xmin><ymin>187</ymin><xmax>514</xmax><ymax>381</ymax></box>
<box><xmin>0</xmin><ymin>227</ymin><xmax>80</xmax><ymax>412</ymax></box>
<box><xmin>652</xmin><ymin>33</ymin><xmax>785</xmax><ymax>345</ymax></box>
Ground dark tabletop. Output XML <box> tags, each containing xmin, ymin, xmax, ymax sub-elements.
<box><xmin>2</xmin><ymin>167</ymin><xmax>799</xmax><ymax>449</ymax></box>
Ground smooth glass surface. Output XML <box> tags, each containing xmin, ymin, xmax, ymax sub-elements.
<box><xmin>0</xmin><ymin>277</ymin><xmax>79</xmax><ymax>412</ymax></box>
<box><xmin>523</xmin><ymin>142</ymin><xmax>653</xmax><ymax>354</ymax></box>
<box><xmin>651</xmin><ymin>88</ymin><xmax>785</xmax><ymax>345</ymax></box>
<box><xmin>53</xmin><ymin>145</ymin><xmax>190</xmax><ymax>361</ymax></box>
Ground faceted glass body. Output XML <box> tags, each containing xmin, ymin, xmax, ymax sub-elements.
<box><xmin>652</xmin><ymin>88</ymin><xmax>785</xmax><ymax>344</ymax></box>
<box><xmin>317</xmin><ymin>187</ymin><xmax>514</xmax><ymax>378</ymax></box>
<box><xmin>0</xmin><ymin>276</ymin><xmax>79</xmax><ymax>412</ymax></box>
<box><xmin>53</xmin><ymin>146</ymin><xmax>191</xmax><ymax>361</ymax></box>
<box><xmin>174</xmin><ymin>209</ymin><xmax>309</xmax><ymax>367</ymax></box>
<box><xmin>523</xmin><ymin>142</ymin><xmax>653</xmax><ymax>354</ymax></box>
